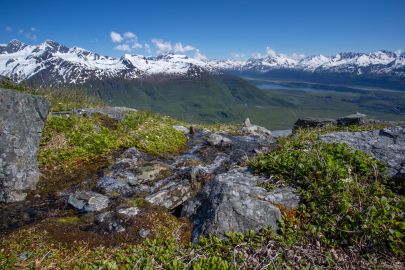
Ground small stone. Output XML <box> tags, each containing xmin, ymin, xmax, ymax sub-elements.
<box><xmin>18</xmin><ymin>251</ymin><xmax>29</xmax><ymax>261</ymax></box>
<box><xmin>68</xmin><ymin>191</ymin><xmax>109</xmax><ymax>212</ymax></box>
<box><xmin>173</xmin><ymin>125</ymin><xmax>190</xmax><ymax>134</ymax></box>
<box><xmin>207</xmin><ymin>133</ymin><xmax>232</xmax><ymax>147</ymax></box>
<box><xmin>96</xmin><ymin>176</ymin><xmax>133</xmax><ymax>197</ymax></box>
<box><xmin>145</xmin><ymin>180</ymin><xmax>192</xmax><ymax>210</ymax></box>
<box><xmin>243</xmin><ymin>118</ymin><xmax>251</xmax><ymax>127</ymax></box>
<box><xmin>117</xmin><ymin>207</ymin><xmax>140</xmax><ymax>217</ymax></box>
<box><xmin>139</xmin><ymin>228</ymin><xmax>151</xmax><ymax>238</ymax></box>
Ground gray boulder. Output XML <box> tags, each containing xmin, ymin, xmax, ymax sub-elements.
<box><xmin>0</xmin><ymin>88</ymin><xmax>50</xmax><ymax>202</ymax></box>
<box><xmin>96</xmin><ymin>176</ymin><xmax>134</xmax><ymax>197</ymax></box>
<box><xmin>182</xmin><ymin>167</ymin><xmax>300</xmax><ymax>242</ymax></box>
<box><xmin>207</xmin><ymin>133</ymin><xmax>232</xmax><ymax>147</ymax></box>
<box><xmin>241</xmin><ymin>118</ymin><xmax>273</xmax><ymax>140</ymax></box>
<box><xmin>172</xmin><ymin>125</ymin><xmax>190</xmax><ymax>134</ymax></box>
<box><xmin>293</xmin><ymin>117</ymin><xmax>336</xmax><ymax>130</ymax></box>
<box><xmin>337</xmin><ymin>112</ymin><xmax>367</xmax><ymax>126</ymax></box>
<box><xmin>319</xmin><ymin>126</ymin><xmax>405</xmax><ymax>179</ymax></box>
<box><xmin>145</xmin><ymin>180</ymin><xmax>192</xmax><ymax>210</ymax></box>
<box><xmin>68</xmin><ymin>191</ymin><xmax>109</xmax><ymax>212</ymax></box>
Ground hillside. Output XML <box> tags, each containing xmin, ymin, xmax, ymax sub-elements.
<box><xmin>0</xmin><ymin>84</ymin><xmax>404</xmax><ymax>268</ymax></box>
<box><xmin>84</xmin><ymin>75</ymin><xmax>277</xmax><ymax>123</ymax></box>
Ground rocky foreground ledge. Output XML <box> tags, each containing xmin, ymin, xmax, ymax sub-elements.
<box><xmin>0</xmin><ymin>87</ymin><xmax>404</xmax><ymax>268</ymax></box>
<box><xmin>0</xmin><ymin>88</ymin><xmax>49</xmax><ymax>203</ymax></box>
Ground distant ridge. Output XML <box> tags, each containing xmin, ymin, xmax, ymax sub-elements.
<box><xmin>0</xmin><ymin>39</ymin><xmax>404</xmax><ymax>87</ymax></box>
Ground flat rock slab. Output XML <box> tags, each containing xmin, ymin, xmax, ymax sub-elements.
<box><xmin>319</xmin><ymin>126</ymin><xmax>405</xmax><ymax>179</ymax></box>
<box><xmin>182</xmin><ymin>167</ymin><xmax>299</xmax><ymax>242</ymax></box>
<box><xmin>0</xmin><ymin>88</ymin><xmax>50</xmax><ymax>203</ymax></box>
<box><xmin>68</xmin><ymin>191</ymin><xmax>110</xmax><ymax>212</ymax></box>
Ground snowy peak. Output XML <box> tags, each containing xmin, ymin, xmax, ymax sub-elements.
<box><xmin>0</xmin><ymin>39</ymin><xmax>28</xmax><ymax>54</ymax></box>
<box><xmin>0</xmin><ymin>39</ymin><xmax>211</xmax><ymax>85</ymax></box>
<box><xmin>0</xmin><ymin>39</ymin><xmax>404</xmax><ymax>87</ymax></box>
<box><xmin>239</xmin><ymin>49</ymin><xmax>404</xmax><ymax>76</ymax></box>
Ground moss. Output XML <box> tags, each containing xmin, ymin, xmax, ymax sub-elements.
<box><xmin>123</xmin><ymin>197</ymin><xmax>151</xmax><ymax>209</ymax></box>
<box><xmin>38</xmin><ymin>112</ymin><xmax>187</xmax><ymax>188</ymax></box>
<box><xmin>52</xmin><ymin>216</ymin><xmax>81</xmax><ymax>225</ymax></box>
<box><xmin>0</xmin><ymin>79</ymin><xmax>34</xmax><ymax>94</ymax></box>
<box><xmin>196</xmin><ymin>123</ymin><xmax>241</xmax><ymax>135</ymax></box>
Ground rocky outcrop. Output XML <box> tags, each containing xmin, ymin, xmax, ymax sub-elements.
<box><xmin>336</xmin><ymin>112</ymin><xmax>367</xmax><ymax>126</ymax></box>
<box><xmin>182</xmin><ymin>167</ymin><xmax>300</xmax><ymax>242</ymax></box>
<box><xmin>241</xmin><ymin>118</ymin><xmax>273</xmax><ymax>140</ymax></box>
<box><xmin>0</xmin><ymin>88</ymin><xmax>50</xmax><ymax>203</ymax></box>
<box><xmin>294</xmin><ymin>117</ymin><xmax>336</xmax><ymax>129</ymax></box>
<box><xmin>294</xmin><ymin>113</ymin><xmax>369</xmax><ymax>130</ymax></box>
<box><xmin>319</xmin><ymin>126</ymin><xmax>405</xmax><ymax>180</ymax></box>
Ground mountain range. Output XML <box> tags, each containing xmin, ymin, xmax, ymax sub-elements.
<box><xmin>1</xmin><ymin>39</ymin><xmax>404</xmax><ymax>87</ymax></box>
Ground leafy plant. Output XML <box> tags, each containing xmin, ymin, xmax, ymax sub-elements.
<box><xmin>251</xmin><ymin>127</ymin><xmax>405</xmax><ymax>257</ymax></box>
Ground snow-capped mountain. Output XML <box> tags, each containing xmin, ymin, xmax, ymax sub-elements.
<box><xmin>0</xmin><ymin>39</ymin><xmax>218</xmax><ymax>86</ymax></box>
<box><xmin>0</xmin><ymin>39</ymin><xmax>404</xmax><ymax>87</ymax></box>
<box><xmin>242</xmin><ymin>51</ymin><xmax>405</xmax><ymax>76</ymax></box>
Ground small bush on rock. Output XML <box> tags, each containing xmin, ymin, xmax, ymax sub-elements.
<box><xmin>251</xmin><ymin>127</ymin><xmax>405</xmax><ymax>258</ymax></box>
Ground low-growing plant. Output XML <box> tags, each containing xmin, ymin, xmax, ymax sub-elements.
<box><xmin>251</xmin><ymin>127</ymin><xmax>405</xmax><ymax>258</ymax></box>
<box><xmin>38</xmin><ymin>111</ymin><xmax>187</xmax><ymax>185</ymax></box>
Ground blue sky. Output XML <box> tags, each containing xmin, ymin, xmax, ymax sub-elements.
<box><xmin>1</xmin><ymin>0</ymin><xmax>404</xmax><ymax>59</ymax></box>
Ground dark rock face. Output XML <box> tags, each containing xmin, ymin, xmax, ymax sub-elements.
<box><xmin>294</xmin><ymin>113</ymin><xmax>370</xmax><ymax>130</ymax></box>
<box><xmin>336</xmin><ymin>112</ymin><xmax>367</xmax><ymax>126</ymax></box>
<box><xmin>0</xmin><ymin>88</ymin><xmax>50</xmax><ymax>203</ymax></box>
<box><xmin>293</xmin><ymin>117</ymin><xmax>337</xmax><ymax>129</ymax></box>
<box><xmin>182</xmin><ymin>167</ymin><xmax>300</xmax><ymax>242</ymax></box>
<box><xmin>319</xmin><ymin>126</ymin><xmax>405</xmax><ymax>180</ymax></box>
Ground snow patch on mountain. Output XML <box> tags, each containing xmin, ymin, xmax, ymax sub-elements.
<box><xmin>0</xmin><ymin>39</ymin><xmax>404</xmax><ymax>86</ymax></box>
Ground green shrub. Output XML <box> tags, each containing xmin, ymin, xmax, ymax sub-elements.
<box><xmin>251</xmin><ymin>128</ymin><xmax>405</xmax><ymax>257</ymax></box>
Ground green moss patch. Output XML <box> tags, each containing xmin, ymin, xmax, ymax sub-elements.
<box><xmin>36</xmin><ymin>111</ymin><xmax>187</xmax><ymax>196</ymax></box>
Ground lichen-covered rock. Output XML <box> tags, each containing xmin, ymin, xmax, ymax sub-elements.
<box><xmin>96</xmin><ymin>176</ymin><xmax>134</xmax><ymax>197</ymax></box>
<box><xmin>95</xmin><ymin>148</ymin><xmax>172</xmax><ymax>197</ymax></box>
<box><xmin>182</xmin><ymin>167</ymin><xmax>300</xmax><ymax>242</ymax></box>
<box><xmin>207</xmin><ymin>133</ymin><xmax>232</xmax><ymax>147</ymax></box>
<box><xmin>117</xmin><ymin>207</ymin><xmax>141</xmax><ymax>217</ymax></box>
<box><xmin>241</xmin><ymin>118</ymin><xmax>273</xmax><ymax>140</ymax></box>
<box><xmin>145</xmin><ymin>180</ymin><xmax>192</xmax><ymax>210</ymax></box>
<box><xmin>172</xmin><ymin>125</ymin><xmax>190</xmax><ymax>134</ymax></box>
<box><xmin>68</xmin><ymin>191</ymin><xmax>109</xmax><ymax>212</ymax></box>
<box><xmin>0</xmin><ymin>88</ymin><xmax>50</xmax><ymax>202</ymax></box>
<box><xmin>318</xmin><ymin>126</ymin><xmax>405</xmax><ymax>180</ymax></box>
